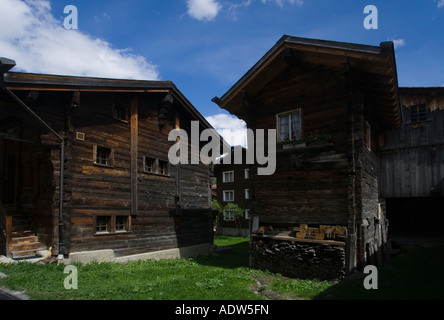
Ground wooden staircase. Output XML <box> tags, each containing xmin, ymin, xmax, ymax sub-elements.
<box><xmin>9</xmin><ymin>213</ymin><xmax>47</xmax><ymax>259</ymax></box>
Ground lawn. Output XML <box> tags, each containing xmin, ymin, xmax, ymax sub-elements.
<box><xmin>1</xmin><ymin>236</ymin><xmax>443</xmax><ymax>300</ymax></box>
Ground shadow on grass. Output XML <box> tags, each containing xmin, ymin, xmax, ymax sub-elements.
<box><xmin>314</xmin><ymin>246</ymin><xmax>444</xmax><ymax>300</ymax></box>
<box><xmin>193</xmin><ymin>236</ymin><xmax>251</xmax><ymax>270</ymax></box>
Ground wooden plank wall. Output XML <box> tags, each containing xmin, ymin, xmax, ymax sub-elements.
<box><xmin>379</xmin><ymin>105</ymin><xmax>444</xmax><ymax>198</ymax></box>
<box><xmin>248</xmin><ymin>66</ymin><xmax>351</xmax><ymax>226</ymax></box>
<box><xmin>66</xmin><ymin>92</ymin><xmax>212</xmax><ymax>256</ymax></box>
<box><xmin>1</xmin><ymin>89</ymin><xmax>213</xmax><ymax>256</ymax></box>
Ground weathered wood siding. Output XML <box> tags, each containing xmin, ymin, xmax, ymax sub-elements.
<box><xmin>67</xmin><ymin>92</ymin><xmax>212</xmax><ymax>255</ymax></box>
<box><xmin>379</xmin><ymin>103</ymin><xmax>444</xmax><ymax>198</ymax></box>
<box><xmin>1</xmin><ymin>88</ymin><xmax>213</xmax><ymax>257</ymax></box>
<box><xmin>246</xmin><ymin>66</ymin><xmax>350</xmax><ymax>226</ymax></box>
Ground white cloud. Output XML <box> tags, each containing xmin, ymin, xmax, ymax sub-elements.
<box><xmin>260</xmin><ymin>0</ymin><xmax>303</xmax><ymax>8</ymax></box>
<box><xmin>206</xmin><ymin>113</ymin><xmax>247</xmax><ymax>147</ymax></box>
<box><xmin>0</xmin><ymin>0</ymin><xmax>159</xmax><ymax>80</ymax></box>
<box><xmin>187</xmin><ymin>0</ymin><xmax>222</xmax><ymax>21</ymax></box>
<box><xmin>392</xmin><ymin>39</ymin><xmax>406</xmax><ymax>49</ymax></box>
<box><xmin>435</xmin><ymin>0</ymin><xmax>444</xmax><ymax>8</ymax></box>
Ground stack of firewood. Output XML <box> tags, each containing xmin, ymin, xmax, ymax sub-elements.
<box><xmin>251</xmin><ymin>239</ymin><xmax>346</xmax><ymax>281</ymax></box>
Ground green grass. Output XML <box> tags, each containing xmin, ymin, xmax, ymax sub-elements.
<box><xmin>1</xmin><ymin>237</ymin><xmax>443</xmax><ymax>300</ymax></box>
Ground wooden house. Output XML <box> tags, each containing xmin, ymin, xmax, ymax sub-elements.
<box><xmin>214</xmin><ymin>146</ymin><xmax>253</xmax><ymax>236</ymax></box>
<box><xmin>213</xmin><ymin>36</ymin><xmax>402</xmax><ymax>280</ymax></box>
<box><xmin>0</xmin><ymin>68</ymin><xmax>215</xmax><ymax>262</ymax></box>
<box><xmin>379</xmin><ymin>87</ymin><xmax>444</xmax><ymax>237</ymax></box>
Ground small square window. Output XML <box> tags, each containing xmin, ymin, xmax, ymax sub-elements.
<box><xmin>410</xmin><ymin>104</ymin><xmax>427</xmax><ymax>123</ymax></box>
<box><xmin>223</xmin><ymin>190</ymin><xmax>234</xmax><ymax>202</ymax></box>
<box><xmin>96</xmin><ymin>216</ymin><xmax>110</xmax><ymax>234</ymax></box>
<box><xmin>223</xmin><ymin>171</ymin><xmax>234</xmax><ymax>183</ymax></box>
<box><xmin>144</xmin><ymin>157</ymin><xmax>156</xmax><ymax>173</ymax></box>
<box><xmin>115</xmin><ymin>216</ymin><xmax>129</xmax><ymax>232</ymax></box>
<box><xmin>112</xmin><ymin>103</ymin><xmax>129</xmax><ymax>122</ymax></box>
<box><xmin>94</xmin><ymin>146</ymin><xmax>113</xmax><ymax>167</ymax></box>
<box><xmin>223</xmin><ymin>209</ymin><xmax>234</xmax><ymax>221</ymax></box>
<box><xmin>277</xmin><ymin>109</ymin><xmax>302</xmax><ymax>142</ymax></box>
<box><xmin>159</xmin><ymin>160</ymin><xmax>169</xmax><ymax>176</ymax></box>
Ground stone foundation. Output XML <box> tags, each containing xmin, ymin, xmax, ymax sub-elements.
<box><xmin>250</xmin><ymin>239</ymin><xmax>346</xmax><ymax>280</ymax></box>
<box><xmin>66</xmin><ymin>244</ymin><xmax>211</xmax><ymax>264</ymax></box>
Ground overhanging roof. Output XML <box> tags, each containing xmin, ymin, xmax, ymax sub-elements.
<box><xmin>214</xmin><ymin>35</ymin><xmax>402</xmax><ymax>128</ymax></box>
<box><xmin>3</xmin><ymin>71</ymin><xmax>214</xmax><ymax>130</ymax></box>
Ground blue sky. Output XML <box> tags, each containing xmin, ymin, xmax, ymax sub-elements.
<box><xmin>1</xmin><ymin>0</ymin><xmax>443</xmax><ymax>144</ymax></box>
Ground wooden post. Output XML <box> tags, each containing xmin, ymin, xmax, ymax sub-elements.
<box><xmin>6</xmin><ymin>216</ymin><xmax>12</xmax><ymax>257</ymax></box>
<box><xmin>130</xmin><ymin>96</ymin><xmax>138</xmax><ymax>217</ymax></box>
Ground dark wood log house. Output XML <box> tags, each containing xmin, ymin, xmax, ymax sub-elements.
<box><xmin>380</xmin><ymin>87</ymin><xmax>444</xmax><ymax>238</ymax></box>
<box><xmin>0</xmin><ymin>69</ymin><xmax>215</xmax><ymax>261</ymax></box>
<box><xmin>213</xmin><ymin>36</ymin><xmax>402</xmax><ymax>280</ymax></box>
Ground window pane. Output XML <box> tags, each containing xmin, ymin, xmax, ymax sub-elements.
<box><xmin>159</xmin><ymin>161</ymin><xmax>169</xmax><ymax>175</ymax></box>
<box><xmin>410</xmin><ymin>104</ymin><xmax>427</xmax><ymax>123</ymax></box>
<box><xmin>144</xmin><ymin>157</ymin><xmax>155</xmax><ymax>173</ymax></box>
<box><xmin>223</xmin><ymin>171</ymin><xmax>234</xmax><ymax>183</ymax></box>
<box><xmin>279</xmin><ymin>115</ymin><xmax>290</xmax><ymax>141</ymax></box>
<box><xmin>223</xmin><ymin>191</ymin><xmax>234</xmax><ymax>202</ymax></box>
<box><xmin>116</xmin><ymin>216</ymin><xmax>127</xmax><ymax>232</ymax></box>
<box><xmin>96</xmin><ymin>147</ymin><xmax>111</xmax><ymax>166</ymax></box>
<box><xmin>96</xmin><ymin>216</ymin><xmax>110</xmax><ymax>233</ymax></box>
<box><xmin>290</xmin><ymin>112</ymin><xmax>301</xmax><ymax>139</ymax></box>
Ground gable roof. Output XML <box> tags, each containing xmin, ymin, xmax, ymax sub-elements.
<box><xmin>213</xmin><ymin>35</ymin><xmax>402</xmax><ymax>128</ymax></box>
<box><xmin>2</xmin><ymin>71</ymin><xmax>214</xmax><ymax>130</ymax></box>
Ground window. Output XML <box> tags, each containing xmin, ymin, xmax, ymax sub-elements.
<box><xmin>143</xmin><ymin>157</ymin><xmax>169</xmax><ymax>176</ymax></box>
<box><xmin>96</xmin><ymin>216</ymin><xmax>111</xmax><ymax>234</ymax></box>
<box><xmin>223</xmin><ymin>171</ymin><xmax>234</xmax><ymax>183</ymax></box>
<box><xmin>277</xmin><ymin>109</ymin><xmax>302</xmax><ymax>142</ymax></box>
<box><xmin>94</xmin><ymin>146</ymin><xmax>113</xmax><ymax>167</ymax></box>
<box><xmin>245</xmin><ymin>209</ymin><xmax>251</xmax><ymax>220</ymax></box>
<box><xmin>115</xmin><ymin>216</ymin><xmax>129</xmax><ymax>232</ymax></box>
<box><xmin>112</xmin><ymin>103</ymin><xmax>129</xmax><ymax>122</ymax></box>
<box><xmin>245</xmin><ymin>189</ymin><xmax>250</xmax><ymax>200</ymax></box>
<box><xmin>223</xmin><ymin>209</ymin><xmax>234</xmax><ymax>221</ymax></box>
<box><xmin>410</xmin><ymin>104</ymin><xmax>427</xmax><ymax>123</ymax></box>
<box><xmin>244</xmin><ymin>169</ymin><xmax>250</xmax><ymax>180</ymax></box>
<box><xmin>223</xmin><ymin>190</ymin><xmax>234</xmax><ymax>202</ymax></box>
<box><xmin>96</xmin><ymin>216</ymin><xmax>130</xmax><ymax>234</ymax></box>
<box><xmin>143</xmin><ymin>157</ymin><xmax>156</xmax><ymax>173</ymax></box>
<box><xmin>158</xmin><ymin>160</ymin><xmax>169</xmax><ymax>176</ymax></box>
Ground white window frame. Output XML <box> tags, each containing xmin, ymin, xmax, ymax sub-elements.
<box><xmin>245</xmin><ymin>189</ymin><xmax>250</xmax><ymax>200</ymax></box>
<box><xmin>223</xmin><ymin>171</ymin><xmax>234</xmax><ymax>183</ymax></box>
<box><xmin>244</xmin><ymin>209</ymin><xmax>251</xmax><ymax>220</ymax></box>
<box><xmin>223</xmin><ymin>209</ymin><xmax>235</xmax><ymax>221</ymax></box>
<box><xmin>223</xmin><ymin>190</ymin><xmax>234</xmax><ymax>202</ymax></box>
<box><xmin>244</xmin><ymin>168</ymin><xmax>250</xmax><ymax>180</ymax></box>
<box><xmin>277</xmin><ymin>109</ymin><xmax>302</xmax><ymax>142</ymax></box>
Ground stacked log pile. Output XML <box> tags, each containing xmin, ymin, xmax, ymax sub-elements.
<box><xmin>250</xmin><ymin>239</ymin><xmax>346</xmax><ymax>281</ymax></box>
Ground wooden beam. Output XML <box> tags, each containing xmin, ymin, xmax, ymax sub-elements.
<box><xmin>130</xmin><ymin>96</ymin><xmax>138</xmax><ymax>217</ymax></box>
<box><xmin>6</xmin><ymin>216</ymin><xmax>12</xmax><ymax>257</ymax></box>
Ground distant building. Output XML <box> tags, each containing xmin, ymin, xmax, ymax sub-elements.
<box><xmin>214</xmin><ymin>146</ymin><xmax>252</xmax><ymax>237</ymax></box>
